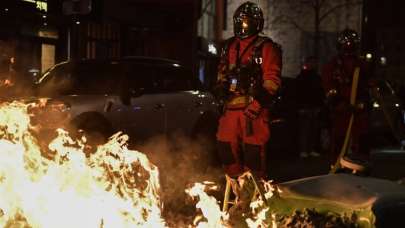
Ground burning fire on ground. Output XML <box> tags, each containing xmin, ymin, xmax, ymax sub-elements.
<box><xmin>0</xmin><ymin>101</ymin><xmax>277</xmax><ymax>228</ymax></box>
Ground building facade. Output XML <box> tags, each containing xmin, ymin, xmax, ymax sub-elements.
<box><xmin>0</xmin><ymin>0</ymin><xmax>201</xmax><ymax>83</ymax></box>
<box><xmin>0</xmin><ymin>0</ymin><xmax>61</xmax><ymax>80</ymax></box>
<box><xmin>222</xmin><ymin>0</ymin><xmax>363</xmax><ymax>77</ymax></box>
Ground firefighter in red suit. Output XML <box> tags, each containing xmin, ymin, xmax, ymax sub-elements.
<box><xmin>213</xmin><ymin>2</ymin><xmax>282</xmax><ymax>178</ymax></box>
<box><xmin>321</xmin><ymin>29</ymin><xmax>371</xmax><ymax>162</ymax></box>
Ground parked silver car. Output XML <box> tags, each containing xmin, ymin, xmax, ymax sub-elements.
<box><xmin>32</xmin><ymin>56</ymin><xmax>220</xmax><ymax>147</ymax></box>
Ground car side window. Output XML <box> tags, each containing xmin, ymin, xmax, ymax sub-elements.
<box><xmin>158</xmin><ymin>66</ymin><xmax>199</xmax><ymax>92</ymax></box>
<box><xmin>124</xmin><ymin>65</ymin><xmax>160</xmax><ymax>94</ymax></box>
<box><xmin>69</xmin><ymin>62</ymin><xmax>122</xmax><ymax>95</ymax></box>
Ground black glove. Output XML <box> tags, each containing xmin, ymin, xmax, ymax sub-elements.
<box><xmin>254</xmin><ymin>89</ymin><xmax>276</xmax><ymax>109</ymax></box>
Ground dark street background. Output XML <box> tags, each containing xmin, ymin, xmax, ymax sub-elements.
<box><xmin>269</xmin><ymin>156</ymin><xmax>330</xmax><ymax>183</ymax></box>
<box><xmin>0</xmin><ymin>0</ymin><xmax>403</xmax><ymax>183</ymax></box>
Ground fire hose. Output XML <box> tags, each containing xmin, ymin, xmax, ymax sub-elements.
<box><xmin>330</xmin><ymin>67</ymin><xmax>360</xmax><ymax>174</ymax></box>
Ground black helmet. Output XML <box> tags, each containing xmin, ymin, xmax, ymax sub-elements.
<box><xmin>337</xmin><ymin>29</ymin><xmax>360</xmax><ymax>55</ymax></box>
<box><xmin>233</xmin><ymin>2</ymin><xmax>264</xmax><ymax>39</ymax></box>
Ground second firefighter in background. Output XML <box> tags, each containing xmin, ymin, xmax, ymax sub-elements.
<box><xmin>321</xmin><ymin>29</ymin><xmax>372</xmax><ymax>162</ymax></box>
<box><xmin>214</xmin><ymin>1</ymin><xmax>282</xmax><ymax>178</ymax></box>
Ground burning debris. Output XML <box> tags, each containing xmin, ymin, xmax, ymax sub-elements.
<box><xmin>186</xmin><ymin>181</ymin><xmax>229</xmax><ymax>228</ymax></box>
<box><xmin>0</xmin><ymin>101</ymin><xmax>279</xmax><ymax>228</ymax></box>
<box><xmin>276</xmin><ymin>209</ymin><xmax>359</xmax><ymax>228</ymax></box>
<box><xmin>183</xmin><ymin>172</ymin><xmax>279</xmax><ymax>228</ymax></box>
<box><xmin>0</xmin><ymin>101</ymin><xmax>165</xmax><ymax>228</ymax></box>
<box><xmin>0</xmin><ymin>101</ymin><xmax>394</xmax><ymax>228</ymax></box>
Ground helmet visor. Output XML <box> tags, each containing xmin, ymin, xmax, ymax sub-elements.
<box><xmin>337</xmin><ymin>30</ymin><xmax>360</xmax><ymax>54</ymax></box>
<box><xmin>233</xmin><ymin>15</ymin><xmax>258</xmax><ymax>39</ymax></box>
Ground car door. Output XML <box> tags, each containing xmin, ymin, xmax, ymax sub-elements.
<box><xmin>64</xmin><ymin>61</ymin><xmax>123</xmax><ymax>118</ymax></box>
<box><xmin>36</xmin><ymin>61</ymin><xmax>123</xmax><ymax>134</ymax></box>
<box><xmin>110</xmin><ymin>64</ymin><xmax>166</xmax><ymax>143</ymax></box>
<box><xmin>159</xmin><ymin>65</ymin><xmax>207</xmax><ymax>136</ymax></box>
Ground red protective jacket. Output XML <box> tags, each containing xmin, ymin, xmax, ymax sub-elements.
<box><xmin>217</xmin><ymin>35</ymin><xmax>282</xmax><ymax>109</ymax></box>
<box><xmin>322</xmin><ymin>55</ymin><xmax>369</xmax><ymax>105</ymax></box>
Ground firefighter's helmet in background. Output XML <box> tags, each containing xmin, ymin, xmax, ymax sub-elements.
<box><xmin>337</xmin><ymin>28</ymin><xmax>360</xmax><ymax>55</ymax></box>
<box><xmin>233</xmin><ymin>1</ymin><xmax>264</xmax><ymax>39</ymax></box>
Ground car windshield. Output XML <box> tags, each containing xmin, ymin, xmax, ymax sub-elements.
<box><xmin>72</xmin><ymin>62</ymin><xmax>122</xmax><ymax>94</ymax></box>
<box><xmin>37</xmin><ymin>60</ymin><xmax>203</xmax><ymax>96</ymax></box>
<box><xmin>37</xmin><ymin>63</ymin><xmax>72</xmax><ymax>96</ymax></box>
<box><xmin>37</xmin><ymin>61</ymin><xmax>122</xmax><ymax>96</ymax></box>
<box><xmin>124</xmin><ymin>64</ymin><xmax>202</xmax><ymax>93</ymax></box>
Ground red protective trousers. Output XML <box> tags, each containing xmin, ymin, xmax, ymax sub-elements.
<box><xmin>216</xmin><ymin>109</ymin><xmax>270</xmax><ymax>178</ymax></box>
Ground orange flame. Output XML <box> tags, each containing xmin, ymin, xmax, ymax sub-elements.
<box><xmin>0</xmin><ymin>101</ymin><xmax>279</xmax><ymax>228</ymax></box>
<box><xmin>0</xmin><ymin>101</ymin><xmax>166</xmax><ymax>228</ymax></box>
<box><xmin>186</xmin><ymin>182</ymin><xmax>229</xmax><ymax>227</ymax></box>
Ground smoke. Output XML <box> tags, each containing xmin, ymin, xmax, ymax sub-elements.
<box><xmin>133</xmin><ymin>131</ymin><xmax>224</xmax><ymax>221</ymax></box>
<box><xmin>0</xmin><ymin>69</ymin><xmax>36</xmax><ymax>100</ymax></box>
<box><xmin>20</xmin><ymin>95</ymin><xmax>226</xmax><ymax>224</ymax></box>
<box><xmin>0</xmin><ymin>58</ymin><xmax>74</xmax><ymax>101</ymax></box>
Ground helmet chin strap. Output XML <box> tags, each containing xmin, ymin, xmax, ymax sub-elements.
<box><xmin>236</xmin><ymin>32</ymin><xmax>258</xmax><ymax>40</ymax></box>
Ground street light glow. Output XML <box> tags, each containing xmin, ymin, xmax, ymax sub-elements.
<box><xmin>380</xmin><ymin>56</ymin><xmax>387</xmax><ymax>65</ymax></box>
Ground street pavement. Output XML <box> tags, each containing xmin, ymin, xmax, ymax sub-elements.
<box><xmin>268</xmin><ymin>154</ymin><xmax>331</xmax><ymax>183</ymax></box>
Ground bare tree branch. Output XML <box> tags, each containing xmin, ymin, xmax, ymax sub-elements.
<box><xmin>271</xmin><ymin>15</ymin><xmax>306</xmax><ymax>32</ymax></box>
<box><xmin>298</xmin><ymin>0</ymin><xmax>314</xmax><ymax>5</ymax></box>
<box><xmin>310</xmin><ymin>0</ymin><xmax>318</xmax><ymax>9</ymax></box>
<box><xmin>289</xmin><ymin>0</ymin><xmax>314</xmax><ymax>10</ymax></box>
<box><xmin>319</xmin><ymin>0</ymin><xmax>362</xmax><ymax>22</ymax></box>
<box><xmin>319</xmin><ymin>0</ymin><xmax>328</xmax><ymax>7</ymax></box>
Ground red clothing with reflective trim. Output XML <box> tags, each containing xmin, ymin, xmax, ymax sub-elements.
<box><xmin>226</xmin><ymin>35</ymin><xmax>282</xmax><ymax>94</ymax></box>
<box><xmin>216</xmin><ymin>35</ymin><xmax>282</xmax><ymax>109</ymax></box>
<box><xmin>215</xmin><ymin>35</ymin><xmax>282</xmax><ymax>178</ymax></box>
<box><xmin>321</xmin><ymin>54</ymin><xmax>370</xmax><ymax>158</ymax></box>
<box><xmin>216</xmin><ymin>109</ymin><xmax>270</xmax><ymax>177</ymax></box>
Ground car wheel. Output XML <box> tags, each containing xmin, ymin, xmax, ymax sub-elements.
<box><xmin>69</xmin><ymin>112</ymin><xmax>114</xmax><ymax>153</ymax></box>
